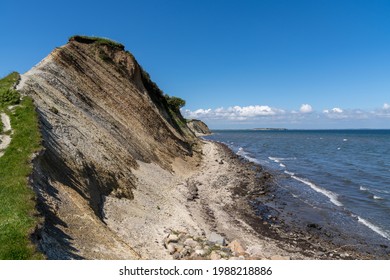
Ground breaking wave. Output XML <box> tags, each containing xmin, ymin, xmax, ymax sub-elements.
<box><xmin>354</xmin><ymin>215</ymin><xmax>390</xmax><ymax>241</ymax></box>
<box><xmin>236</xmin><ymin>147</ymin><xmax>260</xmax><ymax>164</ymax></box>
<box><xmin>289</xmin><ymin>174</ymin><xmax>343</xmax><ymax>207</ymax></box>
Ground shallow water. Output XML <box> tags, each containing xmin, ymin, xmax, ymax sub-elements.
<box><xmin>205</xmin><ymin>130</ymin><xmax>390</xmax><ymax>254</ymax></box>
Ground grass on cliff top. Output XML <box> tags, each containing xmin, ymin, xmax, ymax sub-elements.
<box><xmin>69</xmin><ymin>35</ymin><xmax>125</xmax><ymax>50</ymax></box>
<box><xmin>0</xmin><ymin>72</ymin><xmax>19</xmax><ymax>90</ymax></box>
<box><xmin>0</xmin><ymin>73</ymin><xmax>43</xmax><ymax>259</ymax></box>
<box><xmin>0</xmin><ymin>72</ymin><xmax>20</xmax><ymax>109</ymax></box>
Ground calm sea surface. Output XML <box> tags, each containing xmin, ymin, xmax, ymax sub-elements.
<box><xmin>205</xmin><ymin>130</ymin><xmax>390</xmax><ymax>251</ymax></box>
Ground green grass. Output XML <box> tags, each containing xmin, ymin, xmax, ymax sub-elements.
<box><xmin>0</xmin><ymin>72</ymin><xmax>20</xmax><ymax>107</ymax></box>
<box><xmin>0</xmin><ymin>73</ymin><xmax>43</xmax><ymax>259</ymax></box>
<box><xmin>0</xmin><ymin>72</ymin><xmax>19</xmax><ymax>91</ymax></box>
<box><xmin>69</xmin><ymin>35</ymin><xmax>125</xmax><ymax>50</ymax></box>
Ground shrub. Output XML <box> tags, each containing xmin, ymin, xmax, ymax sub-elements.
<box><xmin>165</xmin><ymin>95</ymin><xmax>186</xmax><ymax>113</ymax></box>
<box><xmin>0</xmin><ymin>89</ymin><xmax>20</xmax><ymax>106</ymax></box>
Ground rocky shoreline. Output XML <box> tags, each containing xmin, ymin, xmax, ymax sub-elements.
<box><xmin>192</xmin><ymin>140</ymin><xmax>389</xmax><ymax>260</ymax></box>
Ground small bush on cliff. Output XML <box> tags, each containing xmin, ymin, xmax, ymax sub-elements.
<box><xmin>0</xmin><ymin>72</ymin><xmax>20</xmax><ymax>107</ymax></box>
<box><xmin>0</xmin><ymin>72</ymin><xmax>19</xmax><ymax>89</ymax></box>
<box><xmin>165</xmin><ymin>95</ymin><xmax>186</xmax><ymax>113</ymax></box>
<box><xmin>164</xmin><ymin>94</ymin><xmax>187</xmax><ymax>129</ymax></box>
<box><xmin>0</xmin><ymin>89</ymin><xmax>20</xmax><ymax>106</ymax></box>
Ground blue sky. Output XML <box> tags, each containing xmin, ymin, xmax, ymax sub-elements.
<box><xmin>1</xmin><ymin>0</ymin><xmax>390</xmax><ymax>129</ymax></box>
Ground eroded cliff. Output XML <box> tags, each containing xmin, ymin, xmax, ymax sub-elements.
<box><xmin>17</xmin><ymin>36</ymin><xmax>199</xmax><ymax>259</ymax></box>
<box><xmin>187</xmin><ymin>119</ymin><xmax>212</xmax><ymax>136</ymax></box>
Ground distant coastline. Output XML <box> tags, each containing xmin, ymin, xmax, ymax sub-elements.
<box><xmin>252</xmin><ymin>128</ymin><xmax>288</xmax><ymax>131</ymax></box>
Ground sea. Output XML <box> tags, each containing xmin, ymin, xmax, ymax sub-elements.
<box><xmin>204</xmin><ymin>129</ymin><xmax>390</xmax><ymax>255</ymax></box>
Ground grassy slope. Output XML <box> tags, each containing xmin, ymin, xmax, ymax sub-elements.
<box><xmin>0</xmin><ymin>73</ymin><xmax>43</xmax><ymax>259</ymax></box>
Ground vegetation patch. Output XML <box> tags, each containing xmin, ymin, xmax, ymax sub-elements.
<box><xmin>0</xmin><ymin>73</ymin><xmax>43</xmax><ymax>259</ymax></box>
<box><xmin>69</xmin><ymin>35</ymin><xmax>125</xmax><ymax>50</ymax></box>
<box><xmin>0</xmin><ymin>72</ymin><xmax>20</xmax><ymax>106</ymax></box>
<box><xmin>164</xmin><ymin>94</ymin><xmax>187</xmax><ymax>128</ymax></box>
<box><xmin>0</xmin><ymin>72</ymin><xmax>19</xmax><ymax>90</ymax></box>
<box><xmin>165</xmin><ymin>94</ymin><xmax>186</xmax><ymax>113</ymax></box>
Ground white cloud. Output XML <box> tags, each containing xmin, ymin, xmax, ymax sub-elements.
<box><xmin>300</xmin><ymin>104</ymin><xmax>313</xmax><ymax>113</ymax></box>
<box><xmin>331</xmin><ymin>107</ymin><xmax>343</xmax><ymax>113</ymax></box>
<box><xmin>322</xmin><ymin>107</ymin><xmax>347</xmax><ymax>119</ymax></box>
<box><xmin>183</xmin><ymin>105</ymin><xmax>285</xmax><ymax>121</ymax></box>
<box><xmin>229</xmin><ymin>105</ymin><xmax>282</xmax><ymax>117</ymax></box>
<box><xmin>323</xmin><ymin>107</ymin><xmax>343</xmax><ymax>113</ymax></box>
<box><xmin>183</xmin><ymin>103</ymin><xmax>390</xmax><ymax>126</ymax></box>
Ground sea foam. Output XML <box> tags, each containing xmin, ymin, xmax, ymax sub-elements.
<box><xmin>236</xmin><ymin>147</ymin><xmax>260</xmax><ymax>164</ymax></box>
<box><xmin>284</xmin><ymin>171</ymin><xmax>295</xmax><ymax>176</ymax></box>
<box><xmin>355</xmin><ymin>216</ymin><xmax>390</xmax><ymax>241</ymax></box>
<box><xmin>268</xmin><ymin>157</ymin><xmax>280</xmax><ymax>163</ymax></box>
<box><xmin>290</xmin><ymin>175</ymin><xmax>343</xmax><ymax>207</ymax></box>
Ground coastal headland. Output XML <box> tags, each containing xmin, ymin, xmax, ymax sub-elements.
<box><xmin>3</xmin><ymin>36</ymin><xmax>387</xmax><ymax>260</ymax></box>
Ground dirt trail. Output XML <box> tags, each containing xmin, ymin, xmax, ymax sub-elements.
<box><xmin>0</xmin><ymin>112</ymin><xmax>12</xmax><ymax>157</ymax></box>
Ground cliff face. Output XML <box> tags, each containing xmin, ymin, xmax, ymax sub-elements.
<box><xmin>17</xmin><ymin>36</ymin><xmax>198</xmax><ymax>259</ymax></box>
<box><xmin>187</xmin><ymin>119</ymin><xmax>212</xmax><ymax>136</ymax></box>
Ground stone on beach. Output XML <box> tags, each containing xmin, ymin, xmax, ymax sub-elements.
<box><xmin>209</xmin><ymin>232</ymin><xmax>226</xmax><ymax>246</ymax></box>
<box><xmin>228</xmin><ymin>240</ymin><xmax>246</xmax><ymax>256</ymax></box>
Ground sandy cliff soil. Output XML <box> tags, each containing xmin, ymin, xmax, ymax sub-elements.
<box><xmin>186</xmin><ymin>119</ymin><xmax>211</xmax><ymax>136</ymax></box>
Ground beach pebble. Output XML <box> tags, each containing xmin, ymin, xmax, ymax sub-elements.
<box><xmin>228</xmin><ymin>240</ymin><xmax>246</xmax><ymax>256</ymax></box>
<box><xmin>209</xmin><ymin>232</ymin><xmax>226</xmax><ymax>246</ymax></box>
<box><xmin>172</xmin><ymin>252</ymin><xmax>181</xmax><ymax>259</ymax></box>
<box><xmin>195</xmin><ymin>249</ymin><xmax>206</xmax><ymax>256</ymax></box>
<box><xmin>174</xmin><ymin>244</ymin><xmax>184</xmax><ymax>253</ymax></box>
<box><xmin>180</xmin><ymin>248</ymin><xmax>191</xmax><ymax>258</ymax></box>
<box><xmin>167</xmin><ymin>233</ymin><xmax>179</xmax><ymax>243</ymax></box>
<box><xmin>167</xmin><ymin>244</ymin><xmax>176</xmax><ymax>255</ymax></box>
<box><xmin>184</xmin><ymin>238</ymin><xmax>198</xmax><ymax>248</ymax></box>
<box><xmin>210</xmin><ymin>251</ymin><xmax>221</xmax><ymax>260</ymax></box>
